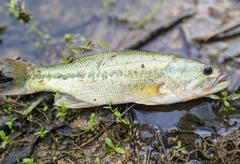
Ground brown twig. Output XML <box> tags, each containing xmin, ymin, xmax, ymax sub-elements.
<box><xmin>3</xmin><ymin>98</ymin><xmax>27</xmax><ymax>107</ymax></box>
<box><xmin>72</xmin><ymin>142</ymin><xmax>86</xmax><ymax>156</ymax></box>
<box><xmin>120</xmin><ymin>103</ymin><xmax>135</xmax><ymax>117</ymax></box>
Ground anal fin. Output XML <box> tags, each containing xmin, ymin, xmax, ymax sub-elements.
<box><xmin>54</xmin><ymin>94</ymin><xmax>94</xmax><ymax>108</ymax></box>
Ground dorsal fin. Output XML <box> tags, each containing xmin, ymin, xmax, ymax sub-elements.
<box><xmin>68</xmin><ymin>40</ymin><xmax>110</xmax><ymax>61</ymax></box>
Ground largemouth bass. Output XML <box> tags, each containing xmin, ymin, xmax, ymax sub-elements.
<box><xmin>0</xmin><ymin>51</ymin><xmax>231</xmax><ymax>108</ymax></box>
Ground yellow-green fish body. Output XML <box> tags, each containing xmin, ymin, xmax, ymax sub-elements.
<box><xmin>0</xmin><ymin>51</ymin><xmax>231</xmax><ymax>108</ymax></box>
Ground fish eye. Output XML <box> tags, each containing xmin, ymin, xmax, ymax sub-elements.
<box><xmin>203</xmin><ymin>66</ymin><xmax>213</xmax><ymax>76</ymax></box>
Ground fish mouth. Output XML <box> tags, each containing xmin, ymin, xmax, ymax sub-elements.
<box><xmin>211</xmin><ymin>73</ymin><xmax>231</xmax><ymax>90</ymax></box>
<box><xmin>212</xmin><ymin>74</ymin><xmax>227</xmax><ymax>87</ymax></box>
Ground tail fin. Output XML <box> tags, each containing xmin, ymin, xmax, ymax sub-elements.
<box><xmin>0</xmin><ymin>59</ymin><xmax>35</xmax><ymax>95</ymax></box>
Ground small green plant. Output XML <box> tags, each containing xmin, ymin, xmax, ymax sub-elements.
<box><xmin>5</xmin><ymin>117</ymin><xmax>16</xmax><ymax>130</ymax></box>
<box><xmin>65</xmin><ymin>33</ymin><xmax>73</xmax><ymax>42</ymax></box>
<box><xmin>87</xmin><ymin>113</ymin><xmax>96</xmax><ymax>132</ymax></box>
<box><xmin>0</xmin><ymin>130</ymin><xmax>13</xmax><ymax>148</ymax></box>
<box><xmin>207</xmin><ymin>89</ymin><xmax>240</xmax><ymax>112</ymax></box>
<box><xmin>103</xmin><ymin>103</ymin><xmax>133</xmax><ymax>143</ymax></box>
<box><xmin>37</xmin><ymin>106</ymin><xmax>51</xmax><ymax>123</ymax></box>
<box><xmin>54</xmin><ymin>91</ymin><xmax>68</xmax><ymax>121</ymax></box>
<box><xmin>64</xmin><ymin>33</ymin><xmax>73</xmax><ymax>48</ymax></box>
<box><xmin>22</xmin><ymin>157</ymin><xmax>34</xmax><ymax>164</ymax></box>
<box><xmin>3</xmin><ymin>103</ymin><xmax>14</xmax><ymax>115</ymax></box>
<box><xmin>104</xmin><ymin>103</ymin><xmax>131</xmax><ymax>128</ymax></box>
<box><xmin>22</xmin><ymin>105</ymin><xmax>34</xmax><ymax>116</ymax></box>
<box><xmin>34</xmin><ymin>126</ymin><xmax>49</xmax><ymax>138</ymax></box>
<box><xmin>169</xmin><ymin>137</ymin><xmax>186</xmax><ymax>160</ymax></box>
<box><xmin>104</xmin><ymin>137</ymin><xmax>125</xmax><ymax>154</ymax></box>
<box><xmin>56</xmin><ymin>102</ymin><xmax>68</xmax><ymax>120</ymax></box>
<box><xmin>54</xmin><ymin>137</ymin><xmax>59</xmax><ymax>144</ymax></box>
<box><xmin>39</xmin><ymin>106</ymin><xmax>48</xmax><ymax>113</ymax></box>
<box><xmin>27</xmin><ymin>114</ymin><xmax>33</xmax><ymax>122</ymax></box>
<box><xmin>7</xmin><ymin>0</ymin><xmax>32</xmax><ymax>25</ymax></box>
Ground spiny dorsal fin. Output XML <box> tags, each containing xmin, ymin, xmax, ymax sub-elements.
<box><xmin>68</xmin><ymin>40</ymin><xmax>110</xmax><ymax>61</ymax></box>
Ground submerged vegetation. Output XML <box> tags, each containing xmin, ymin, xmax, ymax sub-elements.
<box><xmin>8</xmin><ymin>0</ymin><xmax>32</xmax><ymax>25</ymax></box>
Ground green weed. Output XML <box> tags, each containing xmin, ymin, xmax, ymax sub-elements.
<box><xmin>169</xmin><ymin>136</ymin><xmax>186</xmax><ymax>160</ymax></box>
<box><xmin>207</xmin><ymin>89</ymin><xmax>240</xmax><ymax>112</ymax></box>
<box><xmin>22</xmin><ymin>157</ymin><xmax>35</xmax><ymax>164</ymax></box>
<box><xmin>37</xmin><ymin>106</ymin><xmax>50</xmax><ymax>124</ymax></box>
<box><xmin>87</xmin><ymin>113</ymin><xmax>96</xmax><ymax>132</ymax></box>
<box><xmin>104</xmin><ymin>137</ymin><xmax>125</xmax><ymax>154</ymax></box>
<box><xmin>7</xmin><ymin>0</ymin><xmax>32</xmax><ymax>25</ymax></box>
<box><xmin>5</xmin><ymin>117</ymin><xmax>16</xmax><ymax>130</ymax></box>
<box><xmin>0</xmin><ymin>130</ymin><xmax>13</xmax><ymax>148</ymax></box>
<box><xmin>27</xmin><ymin>114</ymin><xmax>33</xmax><ymax>122</ymax></box>
<box><xmin>53</xmin><ymin>91</ymin><xmax>68</xmax><ymax>121</ymax></box>
<box><xmin>34</xmin><ymin>126</ymin><xmax>49</xmax><ymax>138</ymax></box>
<box><xmin>64</xmin><ymin>33</ymin><xmax>74</xmax><ymax>49</ymax></box>
<box><xmin>104</xmin><ymin>102</ymin><xmax>131</xmax><ymax>129</ymax></box>
<box><xmin>22</xmin><ymin>105</ymin><xmax>34</xmax><ymax>116</ymax></box>
<box><xmin>56</xmin><ymin>102</ymin><xmax>68</xmax><ymax>120</ymax></box>
<box><xmin>3</xmin><ymin>103</ymin><xmax>14</xmax><ymax>115</ymax></box>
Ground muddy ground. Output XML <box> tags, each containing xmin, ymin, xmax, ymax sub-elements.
<box><xmin>1</xmin><ymin>0</ymin><xmax>240</xmax><ymax>163</ymax></box>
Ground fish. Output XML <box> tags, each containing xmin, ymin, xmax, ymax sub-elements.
<box><xmin>0</xmin><ymin>50</ymin><xmax>231</xmax><ymax>108</ymax></box>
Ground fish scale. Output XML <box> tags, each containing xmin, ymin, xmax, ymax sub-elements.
<box><xmin>30</xmin><ymin>51</ymin><xmax>171</xmax><ymax>105</ymax></box>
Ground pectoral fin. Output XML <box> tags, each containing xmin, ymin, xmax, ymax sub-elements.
<box><xmin>54</xmin><ymin>94</ymin><xmax>94</xmax><ymax>108</ymax></box>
